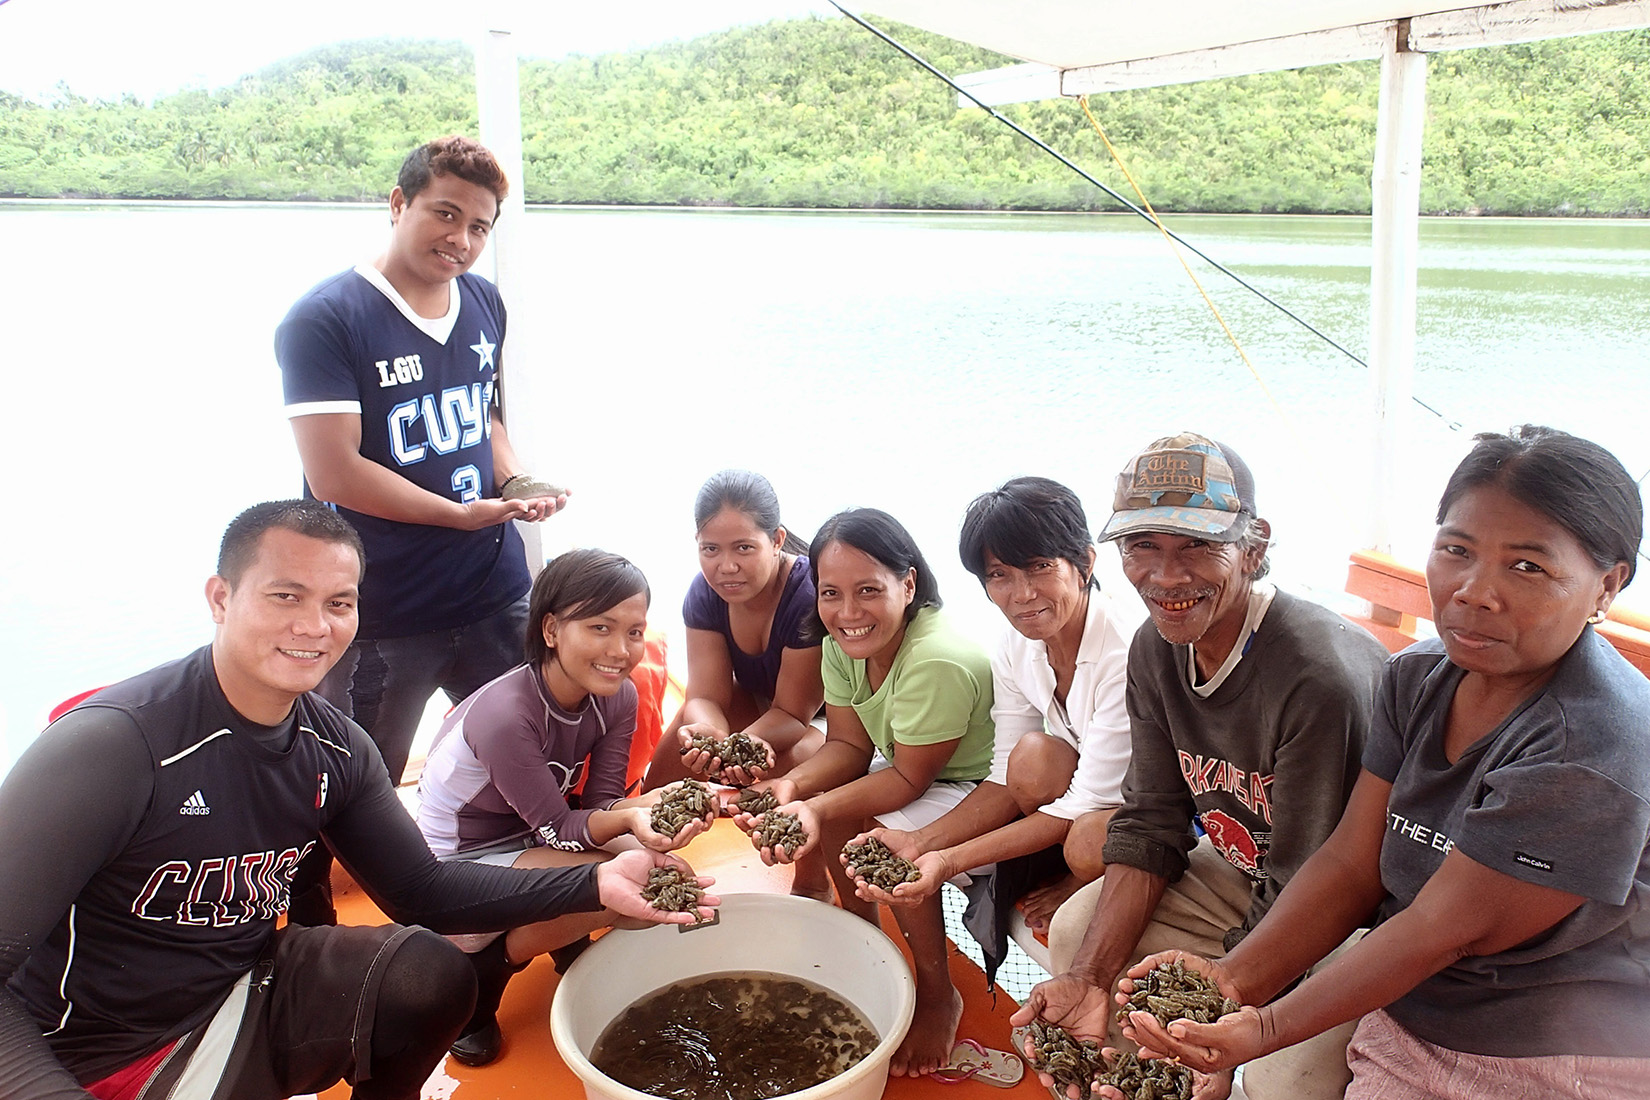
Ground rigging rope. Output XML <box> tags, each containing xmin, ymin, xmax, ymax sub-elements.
<box><xmin>826</xmin><ymin>0</ymin><xmax>1462</xmax><ymax>430</ymax></box>
<box><xmin>1076</xmin><ymin>95</ymin><xmax>1288</xmax><ymax>421</ymax></box>
<box><xmin>1638</xmin><ymin>467</ymin><xmax>1650</xmax><ymax>569</ymax></box>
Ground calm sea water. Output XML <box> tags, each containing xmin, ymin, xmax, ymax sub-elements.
<box><xmin>5</xmin><ymin>203</ymin><xmax>1648</xmax><ymax>771</ymax></box>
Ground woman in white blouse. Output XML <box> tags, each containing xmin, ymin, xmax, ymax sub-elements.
<box><xmin>847</xmin><ymin>476</ymin><xmax>1134</xmax><ymax>946</ymax></box>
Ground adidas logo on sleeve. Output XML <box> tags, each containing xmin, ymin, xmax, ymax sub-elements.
<box><xmin>179</xmin><ymin>790</ymin><xmax>211</xmax><ymax>816</ymax></box>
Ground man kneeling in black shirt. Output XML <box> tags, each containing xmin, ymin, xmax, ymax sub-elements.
<box><xmin>0</xmin><ymin>500</ymin><xmax>716</xmax><ymax>1100</ymax></box>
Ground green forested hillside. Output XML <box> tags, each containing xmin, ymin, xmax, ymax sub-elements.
<box><xmin>2</xmin><ymin>16</ymin><xmax>1647</xmax><ymax>214</ymax></box>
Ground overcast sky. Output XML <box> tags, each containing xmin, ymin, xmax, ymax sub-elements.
<box><xmin>0</xmin><ymin>0</ymin><xmax>838</xmax><ymax>101</ymax></box>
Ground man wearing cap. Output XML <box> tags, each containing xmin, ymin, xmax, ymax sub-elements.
<box><xmin>1012</xmin><ymin>433</ymin><xmax>1388</xmax><ymax>1100</ymax></box>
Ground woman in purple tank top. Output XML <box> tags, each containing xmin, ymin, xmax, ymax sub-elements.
<box><xmin>644</xmin><ymin>470</ymin><xmax>826</xmax><ymax>790</ymax></box>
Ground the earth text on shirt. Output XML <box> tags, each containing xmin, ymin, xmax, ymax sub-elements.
<box><xmin>1387</xmin><ymin>810</ymin><xmax>1454</xmax><ymax>856</ymax></box>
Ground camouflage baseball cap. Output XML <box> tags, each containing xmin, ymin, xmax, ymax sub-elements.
<box><xmin>1098</xmin><ymin>432</ymin><xmax>1258</xmax><ymax>543</ymax></box>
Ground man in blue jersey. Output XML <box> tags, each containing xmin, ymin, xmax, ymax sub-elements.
<box><xmin>0</xmin><ymin>499</ymin><xmax>713</xmax><ymax>1100</ymax></box>
<box><xmin>275</xmin><ymin>136</ymin><xmax>565</xmax><ymax>924</ymax></box>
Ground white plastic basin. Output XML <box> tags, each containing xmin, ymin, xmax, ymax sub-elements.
<box><xmin>551</xmin><ymin>893</ymin><xmax>915</xmax><ymax>1100</ymax></box>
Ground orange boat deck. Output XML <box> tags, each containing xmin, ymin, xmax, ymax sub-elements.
<box><xmin>322</xmin><ymin>817</ymin><xmax>1038</xmax><ymax>1099</ymax></box>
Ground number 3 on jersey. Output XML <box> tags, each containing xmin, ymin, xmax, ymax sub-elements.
<box><xmin>452</xmin><ymin>465</ymin><xmax>482</xmax><ymax>503</ymax></box>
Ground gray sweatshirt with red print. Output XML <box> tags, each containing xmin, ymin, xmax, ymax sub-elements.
<box><xmin>1103</xmin><ymin>591</ymin><xmax>1389</xmax><ymax>947</ymax></box>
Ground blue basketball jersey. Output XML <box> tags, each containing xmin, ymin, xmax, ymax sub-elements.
<box><xmin>276</xmin><ymin>267</ymin><xmax>530</xmax><ymax>638</ymax></box>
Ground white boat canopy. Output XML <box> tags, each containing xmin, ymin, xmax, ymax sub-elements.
<box><xmin>838</xmin><ymin>0</ymin><xmax>1650</xmax><ymax>552</ymax></box>
<box><xmin>476</xmin><ymin>1</ymin><xmax>1650</xmax><ymax>559</ymax></box>
<box><xmin>849</xmin><ymin>0</ymin><xmax>1650</xmax><ymax>96</ymax></box>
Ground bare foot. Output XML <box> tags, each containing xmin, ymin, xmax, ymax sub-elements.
<box><xmin>1019</xmin><ymin>873</ymin><xmax>1082</xmax><ymax>933</ymax></box>
<box><xmin>790</xmin><ymin>851</ymin><xmax>837</xmax><ymax>904</ymax></box>
<box><xmin>790</xmin><ymin>877</ymin><xmax>836</xmax><ymax>903</ymax></box>
<box><xmin>890</xmin><ymin>981</ymin><xmax>964</xmax><ymax>1077</ymax></box>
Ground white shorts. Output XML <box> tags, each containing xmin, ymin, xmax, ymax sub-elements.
<box><xmin>439</xmin><ymin>836</ymin><xmax>533</xmax><ymax>867</ymax></box>
<box><xmin>867</xmin><ymin>755</ymin><xmax>989</xmax><ymax>883</ymax></box>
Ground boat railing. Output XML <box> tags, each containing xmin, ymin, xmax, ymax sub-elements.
<box><xmin>1344</xmin><ymin>549</ymin><xmax>1650</xmax><ymax>677</ymax></box>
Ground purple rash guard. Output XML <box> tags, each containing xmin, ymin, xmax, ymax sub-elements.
<box><xmin>417</xmin><ymin>664</ymin><xmax>637</xmax><ymax>856</ymax></box>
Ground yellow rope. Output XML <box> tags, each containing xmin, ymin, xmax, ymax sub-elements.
<box><xmin>1072</xmin><ymin>95</ymin><xmax>1377</xmax><ymax>543</ymax></box>
<box><xmin>1077</xmin><ymin>95</ymin><xmax>1288</xmax><ymax>420</ymax></box>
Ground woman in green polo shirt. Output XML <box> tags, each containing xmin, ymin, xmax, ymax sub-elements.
<box><xmin>742</xmin><ymin>506</ymin><xmax>995</xmax><ymax>1081</ymax></box>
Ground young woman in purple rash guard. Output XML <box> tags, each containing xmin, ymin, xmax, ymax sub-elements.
<box><xmin>417</xmin><ymin>548</ymin><xmax>714</xmax><ymax>1067</ymax></box>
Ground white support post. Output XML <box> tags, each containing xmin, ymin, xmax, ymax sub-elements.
<box><xmin>475</xmin><ymin>28</ymin><xmax>545</xmax><ymax>576</ymax></box>
<box><xmin>1366</xmin><ymin>22</ymin><xmax>1426</xmax><ymax>554</ymax></box>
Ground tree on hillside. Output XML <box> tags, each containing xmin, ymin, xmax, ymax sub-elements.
<box><xmin>0</xmin><ymin>20</ymin><xmax>1645</xmax><ymax>214</ymax></box>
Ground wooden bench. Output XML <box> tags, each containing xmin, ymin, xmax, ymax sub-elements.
<box><xmin>1344</xmin><ymin>548</ymin><xmax>1650</xmax><ymax>677</ymax></box>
